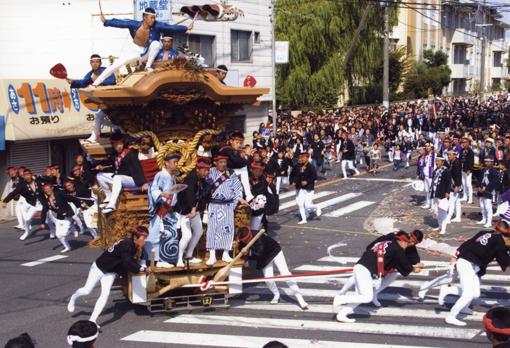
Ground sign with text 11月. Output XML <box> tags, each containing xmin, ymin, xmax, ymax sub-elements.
<box><xmin>134</xmin><ymin>0</ymin><xmax>172</xmax><ymax>22</ymax></box>
<box><xmin>0</xmin><ymin>79</ymin><xmax>98</xmax><ymax>141</ymax></box>
<box><xmin>275</xmin><ymin>41</ymin><xmax>289</xmax><ymax>64</ymax></box>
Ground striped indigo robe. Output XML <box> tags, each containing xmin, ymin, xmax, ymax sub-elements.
<box><xmin>206</xmin><ymin>167</ymin><xmax>242</xmax><ymax>250</ymax></box>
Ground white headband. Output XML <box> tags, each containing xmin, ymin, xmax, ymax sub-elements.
<box><xmin>143</xmin><ymin>11</ymin><xmax>156</xmax><ymax>16</ymax></box>
<box><xmin>67</xmin><ymin>332</ymin><xmax>99</xmax><ymax>345</ymax></box>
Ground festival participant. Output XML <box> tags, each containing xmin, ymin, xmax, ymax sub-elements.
<box><xmin>218</xmin><ymin>131</ymin><xmax>254</xmax><ymax>202</ymax></box>
<box><xmin>430</xmin><ymin>156</ymin><xmax>451</xmax><ymax>235</ymax></box>
<box><xmin>66</xmin><ymin>320</ymin><xmax>99</xmax><ymax>348</ymax></box>
<box><xmin>290</xmin><ymin>152</ymin><xmax>321</xmax><ymax>225</ymax></box>
<box><xmin>40</xmin><ymin>183</ymin><xmax>84</xmax><ymax>253</ymax></box>
<box><xmin>333</xmin><ymin>232</ymin><xmax>422</xmax><ymax>323</ymax></box>
<box><xmin>205</xmin><ymin>154</ymin><xmax>244</xmax><ymax>265</ymax></box>
<box><xmin>67</xmin><ymin>226</ymin><xmax>151</xmax><ymax>326</ymax></box>
<box><xmin>63</xmin><ymin>179</ymin><xmax>97</xmax><ymax>238</ymax></box>
<box><xmin>266</xmin><ymin>147</ymin><xmax>290</xmax><ymax>194</ymax></box>
<box><xmin>480</xmin><ymin>138</ymin><xmax>497</xmax><ymax>163</ymax></box>
<box><xmin>483</xmin><ymin>307</ymin><xmax>510</xmax><ymax>348</ymax></box>
<box><xmin>249</xmin><ymin>162</ymin><xmax>270</xmax><ymax>231</ymax></box>
<box><xmin>5</xmin><ymin>166</ymin><xmax>24</xmax><ymax>230</ymax></box>
<box><xmin>89</xmin><ymin>7</ymin><xmax>188</xmax><ymax>87</ymax></box>
<box><xmin>446</xmin><ymin>149</ymin><xmax>463</xmax><ymax>223</ymax></box>
<box><xmin>421</xmin><ymin>142</ymin><xmax>436</xmax><ymax>209</ymax></box>
<box><xmin>134</xmin><ymin>134</ymin><xmax>157</xmax><ymax>160</ymax></box>
<box><xmin>156</xmin><ymin>36</ymin><xmax>179</xmax><ymax>62</ymax></box>
<box><xmin>238</xmin><ymin>227</ymin><xmax>309</xmax><ymax>309</ymax></box>
<box><xmin>436</xmin><ymin>221</ymin><xmax>510</xmax><ymax>326</ymax></box>
<box><xmin>147</xmin><ymin>153</ymin><xmax>180</xmax><ymax>268</ymax></box>
<box><xmin>337</xmin><ymin>230</ymin><xmax>424</xmax><ymax>307</ymax></box>
<box><xmin>478</xmin><ymin>158</ymin><xmax>499</xmax><ymax>228</ymax></box>
<box><xmin>174</xmin><ymin>157</ymin><xmax>211</xmax><ymax>267</ymax></box>
<box><xmin>67</xmin><ymin>54</ymin><xmax>118</xmax><ymax>143</ymax></box>
<box><xmin>95</xmin><ymin>133</ymin><xmax>148</xmax><ymax>214</ymax></box>
<box><xmin>2</xmin><ymin>170</ymin><xmax>44</xmax><ymax>240</ymax></box>
<box><xmin>340</xmin><ymin>131</ymin><xmax>360</xmax><ymax>179</ymax></box>
<box><xmin>460</xmin><ymin>137</ymin><xmax>475</xmax><ymax>204</ymax></box>
<box><xmin>63</xmin><ymin>180</ymin><xmax>86</xmax><ymax>237</ymax></box>
<box><xmin>216</xmin><ymin>65</ymin><xmax>228</xmax><ymax>85</ymax></box>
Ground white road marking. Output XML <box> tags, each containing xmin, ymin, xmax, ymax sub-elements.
<box><xmin>164</xmin><ymin>314</ymin><xmax>480</xmax><ymax>340</ymax></box>
<box><xmin>279</xmin><ymin>191</ymin><xmax>335</xmax><ymax>210</ymax></box>
<box><xmin>316</xmin><ymin>193</ymin><xmax>362</xmax><ymax>210</ymax></box>
<box><xmin>278</xmin><ymin>190</ymin><xmax>296</xmax><ymax>200</ymax></box>
<box><xmin>324</xmin><ymin>201</ymin><xmax>375</xmax><ymax>217</ymax></box>
<box><xmin>232</xmin><ymin>302</ymin><xmax>485</xmax><ymax>321</ymax></box>
<box><xmin>244</xmin><ymin>286</ymin><xmax>510</xmax><ymax>307</ymax></box>
<box><xmin>344</xmin><ymin>178</ymin><xmax>413</xmax><ymax>183</ymax></box>
<box><xmin>21</xmin><ymin>255</ymin><xmax>68</xmax><ymax>267</ymax></box>
<box><xmin>122</xmin><ymin>330</ymin><xmax>437</xmax><ymax>348</ymax></box>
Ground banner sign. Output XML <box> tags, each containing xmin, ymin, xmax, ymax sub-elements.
<box><xmin>0</xmin><ymin>116</ymin><xmax>5</xmax><ymax>151</ymax></box>
<box><xmin>275</xmin><ymin>41</ymin><xmax>289</xmax><ymax>64</ymax></box>
<box><xmin>0</xmin><ymin>79</ymin><xmax>97</xmax><ymax>141</ymax></box>
<box><xmin>134</xmin><ymin>0</ymin><xmax>172</xmax><ymax>22</ymax></box>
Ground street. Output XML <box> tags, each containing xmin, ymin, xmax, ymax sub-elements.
<box><xmin>0</xmin><ymin>160</ymin><xmax>501</xmax><ymax>348</ymax></box>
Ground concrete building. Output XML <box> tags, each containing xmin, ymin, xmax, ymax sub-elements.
<box><xmin>0</xmin><ymin>0</ymin><xmax>273</xmax><ymax>219</ymax></box>
<box><xmin>391</xmin><ymin>0</ymin><xmax>509</xmax><ymax>96</ymax></box>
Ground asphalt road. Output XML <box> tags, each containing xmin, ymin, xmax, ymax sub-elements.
<box><xmin>0</xmin><ymin>161</ymin><xmax>500</xmax><ymax>348</ymax></box>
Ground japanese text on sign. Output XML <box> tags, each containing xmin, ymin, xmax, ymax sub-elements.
<box><xmin>134</xmin><ymin>0</ymin><xmax>172</xmax><ymax>22</ymax></box>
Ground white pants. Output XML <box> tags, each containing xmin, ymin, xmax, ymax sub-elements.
<box><xmin>69</xmin><ymin>262</ymin><xmax>116</xmax><ymax>324</ymax></box>
<box><xmin>15</xmin><ymin>196</ymin><xmax>26</xmax><ymax>228</ymax></box>
<box><xmin>423</xmin><ymin>177</ymin><xmax>432</xmax><ymax>207</ymax></box>
<box><xmin>461</xmin><ymin>172</ymin><xmax>473</xmax><ymax>202</ymax></box>
<box><xmin>335</xmin><ymin>144</ymin><xmax>342</xmax><ymax>162</ymax></box>
<box><xmin>234</xmin><ymin>167</ymin><xmax>254</xmax><ymax>201</ymax></box>
<box><xmin>93</xmin><ymin>40</ymin><xmax>161</xmax><ymax>86</ymax></box>
<box><xmin>480</xmin><ymin>197</ymin><xmax>493</xmax><ymax>225</ymax></box>
<box><xmin>296</xmin><ymin>189</ymin><xmax>318</xmax><ymax>222</ymax></box>
<box><xmin>405</xmin><ymin>152</ymin><xmax>411</xmax><ymax>167</ymax></box>
<box><xmin>69</xmin><ymin>203</ymin><xmax>85</xmax><ymax>234</ymax></box>
<box><xmin>434</xmin><ymin>198</ymin><xmax>449</xmax><ymax>234</ymax></box>
<box><xmin>447</xmin><ymin>192</ymin><xmax>461</xmax><ymax>221</ymax></box>
<box><xmin>341</xmin><ymin>160</ymin><xmax>359</xmax><ymax>179</ymax></box>
<box><xmin>263</xmin><ymin>251</ymin><xmax>305</xmax><ymax>303</ymax></box>
<box><xmin>47</xmin><ymin>214</ymin><xmax>74</xmax><ymax>250</ymax></box>
<box><xmin>21</xmin><ymin>202</ymin><xmax>43</xmax><ymax>234</ymax></box>
<box><xmin>89</xmin><ymin>110</ymin><xmax>119</xmax><ymax>141</ymax></box>
<box><xmin>250</xmin><ymin>214</ymin><xmax>264</xmax><ymax>231</ymax></box>
<box><xmin>82</xmin><ymin>204</ymin><xmax>98</xmax><ymax>238</ymax></box>
<box><xmin>177</xmin><ymin>213</ymin><xmax>203</xmax><ymax>262</ymax></box>
<box><xmin>97</xmin><ymin>173</ymin><xmax>135</xmax><ymax>209</ymax></box>
<box><xmin>275</xmin><ymin>176</ymin><xmax>288</xmax><ymax>195</ymax></box>
<box><xmin>339</xmin><ymin>271</ymin><xmax>398</xmax><ymax>301</ymax></box>
<box><xmin>336</xmin><ymin>264</ymin><xmax>374</xmax><ymax>313</ymax></box>
<box><xmin>444</xmin><ymin>258</ymin><xmax>480</xmax><ymax>318</ymax></box>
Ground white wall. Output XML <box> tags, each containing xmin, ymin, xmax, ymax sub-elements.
<box><xmin>0</xmin><ymin>0</ymin><xmax>273</xmax><ymax>101</ymax></box>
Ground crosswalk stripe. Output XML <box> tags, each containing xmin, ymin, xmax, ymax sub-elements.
<box><xmin>316</xmin><ymin>192</ymin><xmax>361</xmax><ymax>210</ymax></box>
<box><xmin>231</xmin><ymin>301</ymin><xmax>485</xmax><ymax>321</ymax></box>
<box><xmin>344</xmin><ymin>178</ymin><xmax>413</xmax><ymax>183</ymax></box>
<box><xmin>122</xmin><ymin>330</ymin><xmax>437</xmax><ymax>348</ymax></box>
<box><xmin>279</xmin><ymin>191</ymin><xmax>335</xmax><ymax>210</ymax></box>
<box><xmin>244</xmin><ymin>286</ymin><xmax>510</xmax><ymax>307</ymax></box>
<box><xmin>164</xmin><ymin>314</ymin><xmax>480</xmax><ymax>339</ymax></box>
<box><xmin>325</xmin><ymin>201</ymin><xmax>375</xmax><ymax>217</ymax></box>
<box><xmin>278</xmin><ymin>190</ymin><xmax>296</xmax><ymax>199</ymax></box>
<box><xmin>21</xmin><ymin>255</ymin><xmax>68</xmax><ymax>267</ymax></box>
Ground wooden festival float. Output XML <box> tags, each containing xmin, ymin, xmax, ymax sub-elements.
<box><xmin>79</xmin><ymin>56</ymin><xmax>269</xmax><ymax>313</ymax></box>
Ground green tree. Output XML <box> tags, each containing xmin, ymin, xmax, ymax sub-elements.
<box><xmin>403</xmin><ymin>49</ymin><xmax>451</xmax><ymax>98</ymax></box>
<box><xmin>275</xmin><ymin>1</ymin><xmax>397</xmax><ymax>109</ymax></box>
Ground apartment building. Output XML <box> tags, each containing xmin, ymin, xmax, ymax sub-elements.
<box><xmin>391</xmin><ymin>0</ymin><xmax>509</xmax><ymax>96</ymax></box>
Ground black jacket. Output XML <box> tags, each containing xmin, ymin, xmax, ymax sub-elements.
<box><xmin>430</xmin><ymin>166</ymin><xmax>451</xmax><ymax>199</ymax></box>
<box><xmin>266</xmin><ymin>157</ymin><xmax>291</xmax><ymax>177</ymax></box>
<box><xmin>219</xmin><ymin>145</ymin><xmax>249</xmax><ymax>169</ymax></box>
<box><xmin>449</xmin><ymin>158</ymin><xmax>462</xmax><ymax>189</ymax></box>
<box><xmin>357</xmin><ymin>240</ymin><xmax>414</xmax><ymax>278</ymax></box>
<box><xmin>240</xmin><ymin>233</ymin><xmax>281</xmax><ymax>270</ymax></box>
<box><xmin>175</xmin><ymin>171</ymin><xmax>205</xmax><ymax>215</ymax></box>
<box><xmin>366</xmin><ymin>233</ymin><xmax>421</xmax><ymax>265</ymax></box>
<box><xmin>95</xmin><ymin>238</ymin><xmax>144</xmax><ymax>277</ymax></box>
<box><xmin>3</xmin><ymin>179</ymin><xmax>44</xmax><ymax>206</ymax></box>
<box><xmin>290</xmin><ymin>163</ymin><xmax>317</xmax><ymax>191</ymax></box>
<box><xmin>40</xmin><ymin>191</ymin><xmax>82</xmax><ymax>222</ymax></box>
<box><xmin>340</xmin><ymin>139</ymin><xmax>355</xmax><ymax>160</ymax></box>
<box><xmin>456</xmin><ymin>231</ymin><xmax>509</xmax><ymax>277</ymax></box>
<box><xmin>478</xmin><ymin>167</ymin><xmax>499</xmax><ymax>199</ymax></box>
<box><xmin>460</xmin><ymin>147</ymin><xmax>474</xmax><ymax>172</ymax></box>
<box><xmin>101</xmin><ymin>149</ymin><xmax>146</xmax><ymax>187</ymax></box>
<box><xmin>250</xmin><ymin>177</ymin><xmax>269</xmax><ymax>217</ymax></box>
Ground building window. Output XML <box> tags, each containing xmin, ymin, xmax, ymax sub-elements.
<box><xmin>254</xmin><ymin>32</ymin><xmax>260</xmax><ymax>44</ymax></box>
<box><xmin>453</xmin><ymin>44</ymin><xmax>467</xmax><ymax>64</ymax></box>
<box><xmin>494</xmin><ymin>51</ymin><xmax>502</xmax><ymax>67</ymax></box>
<box><xmin>172</xmin><ymin>33</ymin><xmax>216</xmax><ymax>67</ymax></box>
<box><xmin>231</xmin><ymin>30</ymin><xmax>253</xmax><ymax>62</ymax></box>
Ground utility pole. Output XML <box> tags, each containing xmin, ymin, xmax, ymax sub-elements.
<box><xmin>383</xmin><ymin>1</ymin><xmax>390</xmax><ymax>109</ymax></box>
<box><xmin>270</xmin><ymin>0</ymin><xmax>277</xmax><ymax>138</ymax></box>
<box><xmin>479</xmin><ymin>0</ymin><xmax>486</xmax><ymax>97</ymax></box>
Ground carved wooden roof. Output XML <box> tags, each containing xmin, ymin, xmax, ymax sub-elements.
<box><xmin>80</xmin><ymin>69</ymin><xmax>269</xmax><ymax>107</ymax></box>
